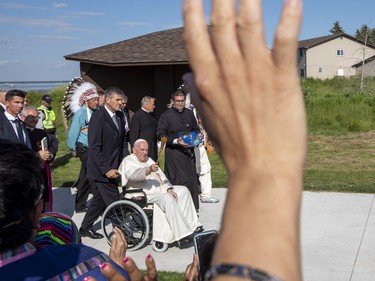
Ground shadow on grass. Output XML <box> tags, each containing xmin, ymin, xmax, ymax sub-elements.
<box><xmin>52</xmin><ymin>153</ymin><xmax>72</xmax><ymax>169</ymax></box>
<box><xmin>60</xmin><ymin>181</ymin><xmax>77</xmax><ymax>188</ymax></box>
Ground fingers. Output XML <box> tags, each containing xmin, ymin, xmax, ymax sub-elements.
<box><xmin>97</xmin><ymin>262</ymin><xmax>128</xmax><ymax>281</ymax></box>
<box><xmin>237</xmin><ymin>0</ymin><xmax>266</xmax><ymax>60</ymax></box>
<box><xmin>115</xmin><ymin>226</ymin><xmax>128</xmax><ymax>250</ymax></box>
<box><xmin>183</xmin><ymin>0</ymin><xmax>217</xmax><ymax>82</ymax></box>
<box><xmin>109</xmin><ymin>227</ymin><xmax>127</xmax><ymax>268</ymax></box>
<box><xmin>184</xmin><ymin>254</ymin><xmax>199</xmax><ymax>281</ymax></box>
<box><xmin>144</xmin><ymin>254</ymin><xmax>157</xmax><ymax>281</ymax></box>
<box><xmin>210</xmin><ymin>0</ymin><xmax>247</xmax><ymax>93</ymax></box>
<box><xmin>273</xmin><ymin>0</ymin><xmax>303</xmax><ymax>70</ymax></box>
<box><xmin>122</xmin><ymin>257</ymin><xmax>143</xmax><ymax>281</ymax></box>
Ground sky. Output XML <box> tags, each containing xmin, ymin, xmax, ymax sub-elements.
<box><xmin>0</xmin><ymin>0</ymin><xmax>374</xmax><ymax>82</ymax></box>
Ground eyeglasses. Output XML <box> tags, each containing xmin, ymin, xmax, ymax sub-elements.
<box><xmin>29</xmin><ymin>115</ymin><xmax>40</xmax><ymax>120</ymax></box>
<box><xmin>174</xmin><ymin>100</ymin><xmax>185</xmax><ymax>103</ymax></box>
<box><xmin>34</xmin><ymin>184</ymin><xmax>45</xmax><ymax>207</ymax></box>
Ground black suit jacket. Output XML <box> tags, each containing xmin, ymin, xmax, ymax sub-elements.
<box><xmin>129</xmin><ymin>109</ymin><xmax>158</xmax><ymax>161</ymax></box>
<box><xmin>0</xmin><ymin>112</ymin><xmax>32</xmax><ymax>149</ymax></box>
<box><xmin>86</xmin><ymin>107</ymin><xmax>126</xmax><ymax>182</ymax></box>
<box><xmin>28</xmin><ymin>127</ymin><xmax>58</xmax><ymax>160</ymax></box>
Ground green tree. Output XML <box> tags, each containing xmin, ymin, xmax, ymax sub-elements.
<box><xmin>329</xmin><ymin>21</ymin><xmax>345</xmax><ymax>34</ymax></box>
<box><xmin>355</xmin><ymin>24</ymin><xmax>375</xmax><ymax>45</ymax></box>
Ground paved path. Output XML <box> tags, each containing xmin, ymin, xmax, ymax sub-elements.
<box><xmin>53</xmin><ymin>188</ymin><xmax>375</xmax><ymax>280</ymax></box>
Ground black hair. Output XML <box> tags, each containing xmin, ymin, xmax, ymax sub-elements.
<box><xmin>5</xmin><ymin>89</ymin><xmax>26</xmax><ymax>101</ymax></box>
<box><xmin>0</xmin><ymin>140</ymin><xmax>43</xmax><ymax>251</ymax></box>
<box><xmin>171</xmin><ymin>89</ymin><xmax>186</xmax><ymax>101</ymax></box>
<box><xmin>104</xmin><ymin>87</ymin><xmax>124</xmax><ymax>99</ymax></box>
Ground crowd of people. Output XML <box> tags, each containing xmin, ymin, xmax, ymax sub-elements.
<box><xmin>0</xmin><ymin>0</ymin><xmax>305</xmax><ymax>280</ymax></box>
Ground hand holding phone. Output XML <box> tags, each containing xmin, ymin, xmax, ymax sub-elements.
<box><xmin>193</xmin><ymin>230</ymin><xmax>218</xmax><ymax>281</ymax></box>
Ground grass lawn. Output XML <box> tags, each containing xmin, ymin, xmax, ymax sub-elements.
<box><xmin>304</xmin><ymin>132</ymin><xmax>375</xmax><ymax>193</ymax></box>
<box><xmin>24</xmin><ymin>78</ymin><xmax>375</xmax><ymax>194</ymax></box>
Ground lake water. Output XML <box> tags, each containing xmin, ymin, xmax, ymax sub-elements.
<box><xmin>0</xmin><ymin>81</ymin><xmax>69</xmax><ymax>92</ymax></box>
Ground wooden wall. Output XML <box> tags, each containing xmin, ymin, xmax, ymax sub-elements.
<box><xmin>80</xmin><ymin>63</ymin><xmax>190</xmax><ymax>118</ymax></box>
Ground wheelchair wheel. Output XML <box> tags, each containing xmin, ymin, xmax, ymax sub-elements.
<box><xmin>101</xmin><ymin>200</ymin><xmax>150</xmax><ymax>251</ymax></box>
<box><xmin>152</xmin><ymin>240</ymin><xmax>168</xmax><ymax>252</ymax></box>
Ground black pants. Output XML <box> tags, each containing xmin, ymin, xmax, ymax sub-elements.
<box><xmin>75</xmin><ymin>143</ymin><xmax>92</xmax><ymax>210</ymax></box>
<box><xmin>80</xmin><ymin>179</ymin><xmax>120</xmax><ymax>231</ymax></box>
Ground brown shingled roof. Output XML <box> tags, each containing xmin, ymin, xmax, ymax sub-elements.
<box><xmin>64</xmin><ymin>27</ymin><xmax>188</xmax><ymax>66</ymax></box>
<box><xmin>298</xmin><ymin>33</ymin><xmax>375</xmax><ymax>49</ymax></box>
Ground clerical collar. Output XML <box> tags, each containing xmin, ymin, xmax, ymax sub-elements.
<box><xmin>172</xmin><ymin>106</ymin><xmax>184</xmax><ymax>113</ymax></box>
<box><xmin>141</xmin><ymin>107</ymin><xmax>150</xmax><ymax>113</ymax></box>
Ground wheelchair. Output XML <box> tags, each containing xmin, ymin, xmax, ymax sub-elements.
<box><xmin>101</xmin><ymin>188</ymin><xmax>169</xmax><ymax>252</ymax></box>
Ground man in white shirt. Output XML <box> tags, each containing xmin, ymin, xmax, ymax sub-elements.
<box><xmin>0</xmin><ymin>89</ymin><xmax>31</xmax><ymax>148</ymax></box>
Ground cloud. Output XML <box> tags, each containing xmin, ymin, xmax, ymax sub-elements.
<box><xmin>54</xmin><ymin>62</ymin><xmax>67</xmax><ymax>68</ymax></box>
<box><xmin>0</xmin><ymin>38</ymin><xmax>11</xmax><ymax>46</ymax></box>
<box><xmin>0</xmin><ymin>60</ymin><xmax>20</xmax><ymax>66</ymax></box>
<box><xmin>72</xmin><ymin>11</ymin><xmax>106</xmax><ymax>16</ymax></box>
<box><xmin>30</xmin><ymin>35</ymin><xmax>77</xmax><ymax>41</ymax></box>
<box><xmin>117</xmin><ymin>21</ymin><xmax>152</xmax><ymax>27</ymax></box>
<box><xmin>0</xmin><ymin>15</ymin><xmax>96</xmax><ymax>33</ymax></box>
<box><xmin>0</xmin><ymin>60</ymin><xmax>10</xmax><ymax>65</ymax></box>
<box><xmin>53</xmin><ymin>2</ymin><xmax>68</xmax><ymax>9</ymax></box>
<box><xmin>163</xmin><ymin>24</ymin><xmax>182</xmax><ymax>29</ymax></box>
<box><xmin>0</xmin><ymin>2</ymin><xmax>45</xmax><ymax>10</ymax></box>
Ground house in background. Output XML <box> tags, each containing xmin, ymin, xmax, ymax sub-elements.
<box><xmin>352</xmin><ymin>55</ymin><xmax>375</xmax><ymax>77</ymax></box>
<box><xmin>64</xmin><ymin>27</ymin><xmax>190</xmax><ymax>117</ymax></box>
<box><xmin>298</xmin><ymin>33</ymin><xmax>375</xmax><ymax>79</ymax></box>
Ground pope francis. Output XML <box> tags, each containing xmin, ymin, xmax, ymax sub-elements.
<box><xmin>119</xmin><ymin>139</ymin><xmax>202</xmax><ymax>245</ymax></box>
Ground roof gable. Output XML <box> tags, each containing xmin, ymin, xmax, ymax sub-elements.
<box><xmin>298</xmin><ymin>33</ymin><xmax>375</xmax><ymax>50</ymax></box>
<box><xmin>64</xmin><ymin>27</ymin><xmax>188</xmax><ymax>66</ymax></box>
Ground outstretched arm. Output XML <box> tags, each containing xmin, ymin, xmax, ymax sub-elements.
<box><xmin>183</xmin><ymin>0</ymin><xmax>305</xmax><ymax>280</ymax></box>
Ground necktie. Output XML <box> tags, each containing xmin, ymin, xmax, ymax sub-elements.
<box><xmin>14</xmin><ymin>118</ymin><xmax>25</xmax><ymax>144</ymax></box>
<box><xmin>112</xmin><ymin>115</ymin><xmax>119</xmax><ymax>130</ymax></box>
<box><xmin>123</xmin><ymin>111</ymin><xmax>129</xmax><ymax>133</ymax></box>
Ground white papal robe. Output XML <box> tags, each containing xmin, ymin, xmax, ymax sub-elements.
<box><xmin>118</xmin><ymin>154</ymin><xmax>201</xmax><ymax>243</ymax></box>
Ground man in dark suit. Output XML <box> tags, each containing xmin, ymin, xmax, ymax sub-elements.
<box><xmin>20</xmin><ymin>106</ymin><xmax>58</xmax><ymax>212</ymax></box>
<box><xmin>0</xmin><ymin>89</ymin><xmax>31</xmax><ymax>149</ymax></box>
<box><xmin>129</xmin><ymin>96</ymin><xmax>158</xmax><ymax>162</ymax></box>
<box><xmin>0</xmin><ymin>90</ymin><xmax>6</xmax><ymax>113</ymax></box>
<box><xmin>79</xmin><ymin>87</ymin><xmax>127</xmax><ymax>239</ymax></box>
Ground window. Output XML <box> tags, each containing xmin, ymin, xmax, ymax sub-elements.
<box><xmin>336</xmin><ymin>49</ymin><xmax>344</xmax><ymax>56</ymax></box>
<box><xmin>299</xmin><ymin>49</ymin><xmax>304</xmax><ymax>57</ymax></box>
<box><xmin>318</xmin><ymin>67</ymin><xmax>322</xmax><ymax>73</ymax></box>
<box><xmin>300</xmin><ymin>69</ymin><xmax>305</xmax><ymax>77</ymax></box>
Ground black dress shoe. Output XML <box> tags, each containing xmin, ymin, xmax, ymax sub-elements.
<box><xmin>75</xmin><ymin>207</ymin><xmax>88</xmax><ymax>213</ymax></box>
<box><xmin>79</xmin><ymin>228</ymin><xmax>104</xmax><ymax>239</ymax></box>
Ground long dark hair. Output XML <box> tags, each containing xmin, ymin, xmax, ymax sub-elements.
<box><xmin>0</xmin><ymin>140</ymin><xmax>43</xmax><ymax>251</ymax></box>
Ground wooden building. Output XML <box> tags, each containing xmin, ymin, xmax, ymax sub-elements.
<box><xmin>64</xmin><ymin>27</ymin><xmax>190</xmax><ymax>117</ymax></box>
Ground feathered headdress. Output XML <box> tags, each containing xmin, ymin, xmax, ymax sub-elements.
<box><xmin>61</xmin><ymin>77</ymin><xmax>99</xmax><ymax>131</ymax></box>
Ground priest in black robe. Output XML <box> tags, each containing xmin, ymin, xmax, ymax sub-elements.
<box><xmin>20</xmin><ymin>106</ymin><xmax>58</xmax><ymax>212</ymax></box>
<box><xmin>157</xmin><ymin>90</ymin><xmax>200</xmax><ymax>210</ymax></box>
<box><xmin>130</xmin><ymin>96</ymin><xmax>158</xmax><ymax>162</ymax></box>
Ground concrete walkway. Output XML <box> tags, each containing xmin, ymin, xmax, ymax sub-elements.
<box><xmin>53</xmin><ymin>188</ymin><xmax>375</xmax><ymax>281</ymax></box>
